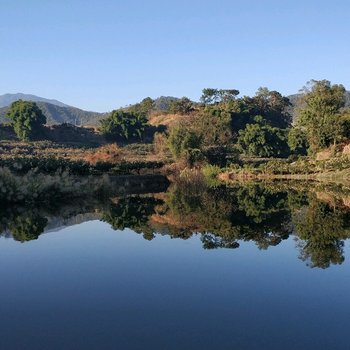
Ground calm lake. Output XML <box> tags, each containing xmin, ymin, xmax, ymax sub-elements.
<box><xmin>1</xmin><ymin>181</ymin><xmax>350</xmax><ymax>349</ymax></box>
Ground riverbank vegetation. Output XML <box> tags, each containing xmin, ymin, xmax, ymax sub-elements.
<box><xmin>1</xmin><ymin>79</ymin><xmax>350</xmax><ymax>182</ymax></box>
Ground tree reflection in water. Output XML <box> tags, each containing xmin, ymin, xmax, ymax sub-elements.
<box><xmin>1</xmin><ymin>181</ymin><xmax>350</xmax><ymax>269</ymax></box>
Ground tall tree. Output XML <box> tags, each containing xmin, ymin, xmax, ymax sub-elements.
<box><xmin>295</xmin><ymin>80</ymin><xmax>346</xmax><ymax>152</ymax></box>
<box><xmin>200</xmin><ymin>88</ymin><xmax>239</xmax><ymax>104</ymax></box>
<box><xmin>241</xmin><ymin>88</ymin><xmax>292</xmax><ymax>128</ymax></box>
<box><xmin>6</xmin><ymin>100</ymin><xmax>46</xmax><ymax>141</ymax></box>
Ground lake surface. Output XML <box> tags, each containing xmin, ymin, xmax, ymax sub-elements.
<box><xmin>1</xmin><ymin>181</ymin><xmax>350</xmax><ymax>349</ymax></box>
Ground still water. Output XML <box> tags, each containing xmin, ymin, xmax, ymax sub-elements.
<box><xmin>1</xmin><ymin>182</ymin><xmax>350</xmax><ymax>349</ymax></box>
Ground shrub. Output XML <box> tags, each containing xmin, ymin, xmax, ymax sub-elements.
<box><xmin>6</xmin><ymin>100</ymin><xmax>46</xmax><ymax>141</ymax></box>
<box><xmin>100</xmin><ymin>110</ymin><xmax>148</xmax><ymax>142</ymax></box>
<box><xmin>167</xmin><ymin>125</ymin><xmax>202</xmax><ymax>165</ymax></box>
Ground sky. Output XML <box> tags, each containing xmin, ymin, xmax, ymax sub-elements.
<box><xmin>0</xmin><ymin>0</ymin><xmax>349</xmax><ymax>112</ymax></box>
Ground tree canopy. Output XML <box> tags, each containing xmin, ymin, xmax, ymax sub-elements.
<box><xmin>6</xmin><ymin>100</ymin><xmax>46</xmax><ymax>141</ymax></box>
<box><xmin>237</xmin><ymin>121</ymin><xmax>289</xmax><ymax>158</ymax></box>
<box><xmin>296</xmin><ymin>80</ymin><xmax>346</xmax><ymax>152</ymax></box>
<box><xmin>200</xmin><ymin>88</ymin><xmax>240</xmax><ymax>104</ymax></box>
<box><xmin>100</xmin><ymin>110</ymin><xmax>148</xmax><ymax>142</ymax></box>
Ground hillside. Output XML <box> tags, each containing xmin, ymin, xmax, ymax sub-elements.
<box><xmin>0</xmin><ymin>102</ymin><xmax>107</xmax><ymax>126</ymax></box>
<box><xmin>0</xmin><ymin>93</ymin><xmax>70</xmax><ymax>108</ymax></box>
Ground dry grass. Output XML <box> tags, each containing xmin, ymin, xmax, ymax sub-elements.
<box><xmin>148</xmin><ymin>112</ymin><xmax>194</xmax><ymax>128</ymax></box>
<box><xmin>85</xmin><ymin>144</ymin><xmax>121</xmax><ymax>164</ymax></box>
<box><xmin>0</xmin><ymin>141</ymin><xmax>91</xmax><ymax>160</ymax></box>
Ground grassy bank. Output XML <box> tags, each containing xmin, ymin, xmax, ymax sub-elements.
<box><xmin>0</xmin><ymin>140</ymin><xmax>171</xmax><ymax>176</ymax></box>
<box><xmin>217</xmin><ymin>155</ymin><xmax>350</xmax><ymax>185</ymax></box>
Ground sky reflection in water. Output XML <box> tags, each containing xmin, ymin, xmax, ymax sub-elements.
<box><xmin>0</xmin><ymin>182</ymin><xmax>349</xmax><ymax>349</ymax></box>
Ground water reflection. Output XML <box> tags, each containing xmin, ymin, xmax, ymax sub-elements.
<box><xmin>2</xmin><ymin>180</ymin><xmax>350</xmax><ymax>269</ymax></box>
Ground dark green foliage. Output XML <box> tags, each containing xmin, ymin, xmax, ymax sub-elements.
<box><xmin>6</xmin><ymin>100</ymin><xmax>46</xmax><ymax>141</ymax></box>
<box><xmin>288</xmin><ymin>127</ymin><xmax>309</xmax><ymax>155</ymax></box>
<box><xmin>237</xmin><ymin>122</ymin><xmax>289</xmax><ymax>157</ymax></box>
<box><xmin>100</xmin><ymin>110</ymin><xmax>148</xmax><ymax>142</ymax></box>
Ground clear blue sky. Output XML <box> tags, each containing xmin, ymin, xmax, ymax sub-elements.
<box><xmin>0</xmin><ymin>0</ymin><xmax>349</xmax><ymax>112</ymax></box>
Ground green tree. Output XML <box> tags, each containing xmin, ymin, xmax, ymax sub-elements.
<box><xmin>200</xmin><ymin>88</ymin><xmax>239</xmax><ymax>104</ymax></box>
<box><xmin>241</xmin><ymin>88</ymin><xmax>292</xmax><ymax>129</ymax></box>
<box><xmin>100</xmin><ymin>110</ymin><xmax>148</xmax><ymax>142</ymax></box>
<box><xmin>6</xmin><ymin>100</ymin><xmax>47</xmax><ymax>141</ymax></box>
<box><xmin>288</xmin><ymin>127</ymin><xmax>308</xmax><ymax>155</ymax></box>
<box><xmin>195</xmin><ymin>105</ymin><xmax>233</xmax><ymax>146</ymax></box>
<box><xmin>295</xmin><ymin>80</ymin><xmax>346</xmax><ymax>152</ymax></box>
<box><xmin>237</xmin><ymin>121</ymin><xmax>289</xmax><ymax>157</ymax></box>
<box><xmin>167</xmin><ymin>125</ymin><xmax>202</xmax><ymax>164</ymax></box>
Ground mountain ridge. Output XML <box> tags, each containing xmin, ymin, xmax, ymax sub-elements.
<box><xmin>0</xmin><ymin>93</ymin><xmax>71</xmax><ymax>108</ymax></box>
<box><xmin>0</xmin><ymin>102</ymin><xmax>107</xmax><ymax>126</ymax></box>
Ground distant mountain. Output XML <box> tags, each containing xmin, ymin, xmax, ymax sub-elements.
<box><xmin>0</xmin><ymin>102</ymin><xmax>107</xmax><ymax>126</ymax></box>
<box><xmin>153</xmin><ymin>96</ymin><xmax>179</xmax><ymax>111</ymax></box>
<box><xmin>0</xmin><ymin>93</ymin><xmax>70</xmax><ymax>108</ymax></box>
<box><xmin>0</xmin><ymin>93</ymin><xmax>108</xmax><ymax>126</ymax></box>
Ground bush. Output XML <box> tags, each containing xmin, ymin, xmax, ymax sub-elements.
<box><xmin>6</xmin><ymin>100</ymin><xmax>46</xmax><ymax>141</ymax></box>
<box><xmin>100</xmin><ymin>110</ymin><xmax>148</xmax><ymax>142</ymax></box>
<box><xmin>167</xmin><ymin>125</ymin><xmax>202</xmax><ymax>165</ymax></box>
<box><xmin>237</xmin><ymin>123</ymin><xmax>290</xmax><ymax>158</ymax></box>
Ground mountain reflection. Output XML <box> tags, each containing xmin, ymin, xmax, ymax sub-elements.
<box><xmin>1</xmin><ymin>181</ymin><xmax>350</xmax><ymax>269</ymax></box>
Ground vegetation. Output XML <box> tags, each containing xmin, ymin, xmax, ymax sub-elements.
<box><xmin>237</xmin><ymin>120</ymin><xmax>289</xmax><ymax>157</ymax></box>
<box><xmin>167</xmin><ymin>125</ymin><xmax>202</xmax><ymax>165</ymax></box>
<box><xmin>295</xmin><ymin>80</ymin><xmax>349</xmax><ymax>153</ymax></box>
<box><xmin>6</xmin><ymin>100</ymin><xmax>46</xmax><ymax>141</ymax></box>
<box><xmin>100</xmin><ymin>110</ymin><xmax>148</xmax><ymax>142</ymax></box>
<box><xmin>168</xmin><ymin>97</ymin><xmax>195</xmax><ymax>115</ymax></box>
<box><xmin>1</xmin><ymin>79</ymin><xmax>350</xmax><ymax>180</ymax></box>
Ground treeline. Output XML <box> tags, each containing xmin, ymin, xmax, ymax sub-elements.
<box><xmin>4</xmin><ymin>80</ymin><xmax>350</xmax><ymax>168</ymax></box>
<box><xmin>98</xmin><ymin>79</ymin><xmax>350</xmax><ymax>166</ymax></box>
